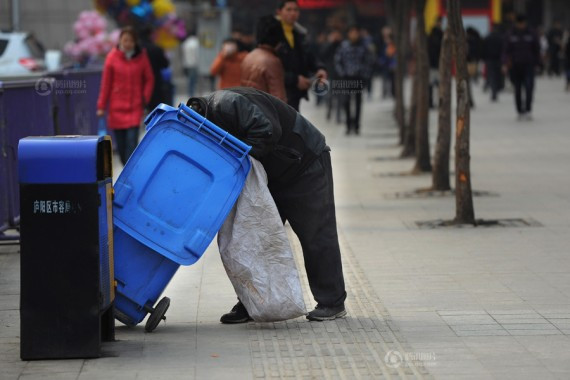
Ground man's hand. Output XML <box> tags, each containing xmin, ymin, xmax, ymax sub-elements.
<box><xmin>96</xmin><ymin>109</ymin><xmax>105</xmax><ymax>117</ymax></box>
<box><xmin>297</xmin><ymin>75</ymin><xmax>312</xmax><ymax>90</ymax></box>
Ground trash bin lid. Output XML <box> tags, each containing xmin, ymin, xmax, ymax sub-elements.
<box><xmin>18</xmin><ymin>135</ymin><xmax>112</xmax><ymax>184</ymax></box>
<box><xmin>113</xmin><ymin>103</ymin><xmax>251</xmax><ymax>266</ymax></box>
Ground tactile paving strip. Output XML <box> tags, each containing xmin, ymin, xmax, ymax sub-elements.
<box><xmin>248</xmin><ymin>227</ymin><xmax>434</xmax><ymax>379</ymax></box>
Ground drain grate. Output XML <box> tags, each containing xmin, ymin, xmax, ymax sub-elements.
<box><xmin>370</xmin><ymin>155</ymin><xmax>413</xmax><ymax>162</ymax></box>
<box><xmin>414</xmin><ymin>218</ymin><xmax>543</xmax><ymax>229</ymax></box>
<box><xmin>386</xmin><ymin>189</ymin><xmax>499</xmax><ymax>199</ymax></box>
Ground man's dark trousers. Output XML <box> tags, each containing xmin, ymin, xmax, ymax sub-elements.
<box><xmin>486</xmin><ymin>60</ymin><xmax>503</xmax><ymax>101</ymax></box>
<box><xmin>344</xmin><ymin>91</ymin><xmax>363</xmax><ymax>133</ymax></box>
<box><xmin>269</xmin><ymin>151</ymin><xmax>347</xmax><ymax>308</ymax></box>
<box><xmin>510</xmin><ymin>64</ymin><xmax>535</xmax><ymax>114</ymax></box>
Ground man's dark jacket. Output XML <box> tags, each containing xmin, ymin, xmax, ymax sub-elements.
<box><xmin>427</xmin><ymin>26</ymin><xmax>443</xmax><ymax>69</ymax></box>
<box><xmin>140</xmin><ymin>38</ymin><xmax>170</xmax><ymax>109</ymax></box>
<box><xmin>189</xmin><ymin>87</ymin><xmax>327</xmax><ymax>184</ymax></box>
<box><xmin>276</xmin><ymin>24</ymin><xmax>325</xmax><ymax>105</ymax></box>
<box><xmin>483</xmin><ymin>30</ymin><xmax>504</xmax><ymax>61</ymax></box>
<box><xmin>503</xmin><ymin>27</ymin><xmax>540</xmax><ymax>66</ymax></box>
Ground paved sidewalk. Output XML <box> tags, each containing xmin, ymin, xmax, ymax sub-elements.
<box><xmin>1</xmin><ymin>77</ymin><xmax>570</xmax><ymax>379</ymax></box>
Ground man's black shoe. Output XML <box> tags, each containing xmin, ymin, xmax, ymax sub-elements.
<box><xmin>306</xmin><ymin>304</ymin><xmax>347</xmax><ymax>321</ymax></box>
<box><xmin>220</xmin><ymin>301</ymin><xmax>252</xmax><ymax>324</ymax></box>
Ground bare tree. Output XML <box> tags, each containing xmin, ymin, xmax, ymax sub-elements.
<box><xmin>447</xmin><ymin>0</ymin><xmax>475</xmax><ymax>224</ymax></box>
<box><xmin>412</xmin><ymin>0</ymin><xmax>432</xmax><ymax>173</ymax></box>
<box><xmin>392</xmin><ymin>0</ymin><xmax>411</xmax><ymax>144</ymax></box>
<box><xmin>431</xmin><ymin>29</ymin><xmax>452</xmax><ymax>190</ymax></box>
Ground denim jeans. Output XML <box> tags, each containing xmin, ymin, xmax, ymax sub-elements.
<box><xmin>113</xmin><ymin>127</ymin><xmax>139</xmax><ymax>165</ymax></box>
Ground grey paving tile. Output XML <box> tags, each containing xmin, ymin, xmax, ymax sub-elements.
<box><xmin>441</xmin><ymin>314</ymin><xmax>497</xmax><ymax>325</ymax></box>
<box><xmin>455</xmin><ymin>330</ymin><xmax>511</xmax><ymax>337</ymax></box>
<box><xmin>507</xmin><ymin>330</ymin><xmax>562</xmax><ymax>336</ymax></box>
<box><xmin>451</xmin><ymin>324</ymin><xmax>506</xmax><ymax>332</ymax></box>
<box><xmin>77</xmin><ymin>371</ymin><xmax>138</xmax><ymax>380</ymax></box>
<box><xmin>501</xmin><ymin>323</ymin><xmax>559</xmax><ymax>331</ymax></box>
<box><xmin>492</xmin><ymin>317</ymin><xmax>550</xmax><ymax>324</ymax></box>
<box><xmin>486</xmin><ymin>367</ymin><xmax>555</xmax><ymax>380</ymax></box>
<box><xmin>437</xmin><ymin>310</ymin><xmax>489</xmax><ymax>316</ymax></box>
<box><xmin>21</xmin><ymin>360</ymin><xmax>84</xmax><ymax>374</ymax></box>
<box><xmin>18</xmin><ymin>373</ymin><xmax>80</xmax><ymax>380</ymax></box>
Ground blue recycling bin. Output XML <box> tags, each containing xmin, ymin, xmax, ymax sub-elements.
<box><xmin>113</xmin><ymin>103</ymin><xmax>251</xmax><ymax>331</ymax></box>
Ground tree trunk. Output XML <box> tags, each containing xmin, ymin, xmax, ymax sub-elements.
<box><xmin>447</xmin><ymin>0</ymin><xmax>475</xmax><ymax>224</ymax></box>
<box><xmin>400</xmin><ymin>68</ymin><xmax>417</xmax><ymax>158</ymax></box>
<box><xmin>412</xmin><ymin>0</ymin><xmax>432</xmax><ymax>173</ymax></box>
<box><xmin>431</xmin><ymin>29</ymin><xmax>452</xmax><ymax>190</ymax></box>
<box><xmin>393</xmin><ymin>0</ymin><xmax>411</xmax><ymax>145</ymax></box>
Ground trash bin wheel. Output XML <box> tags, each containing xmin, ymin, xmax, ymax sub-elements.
<box><xmin>144</xmin><ymin>297</ymin><xmax>170</xmax><ymax>333</ymax></box>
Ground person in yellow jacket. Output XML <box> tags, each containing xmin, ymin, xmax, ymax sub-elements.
<box><xmin>275</xmin><ymin>0</ymin><xmax>327</xmax><ymax>111</ymax></box>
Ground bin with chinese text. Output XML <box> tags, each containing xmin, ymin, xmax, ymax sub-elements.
<box><xmin>18</xmin><ymin>135</ymin><xmax>115</xmax><ymax>360</ymax></box>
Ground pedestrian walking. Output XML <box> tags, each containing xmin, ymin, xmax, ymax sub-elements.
<box><xmin>182</xmin><ymin>33</ymin><xmax>200</xmax><ymax>97</ymax></box>
<box><xmin>275</xmin><ymin>0</ymin><xmax>327</xmax><ymax>111</ymax></box>
<box><xmin>565</xmin><ymin>32</ymin><xmax>570</xmax><ymax>91</ymax></box>
<box><xmin>377</xmin><ymin>26</ymin><xmax>396</xmax><ymax>99</ymax></box>
<box><xmin>334</xmin><ymin>25</ymin><xmax>375</xmax><ymax>135</ymax></box>
<box><xmin>240</xmin><ymin>15</ymin><xmax>287</xmax><ymax>102</ymax></box>
<box><xmin>97</xmin><ymin>26</ymin><xmax>154</xmax><ymax>165</ymax></box>
<box><xmin>210</xmin><ymin>39</ymin><xmax>248</xmax><ymax>89</ymax></box>
<box><xmin>319</xmin><ymin>29</ymin><xmax>343</xmax><ymax>123</ymax></box>
<box><xmin>187</xmin><ymin>87</ymin><xmax>347</xmax><ymax>323</ymax></box>
<box><xmin>139</xmin><ymin>26</ymin><xmax>170</xmax><ymax>109</ymax></box>
<box><xmin>360</xmin><ymin>27</ymin><xmax>376</xmax><ymax>100</ymax></box>
<box><xmin>503</xmin><ymin>15</ymin><xmax>540</xmax><ymax>120</ymax></box>
<box><xmin>483</xmin><ymin>24</ymin><xmax>505</xmax><ymax>102</ymax></box>
<box><xmin>547</xmin><ymin>21</ymin><xmax>564</xmax><ymax>76</ymax></box>
<box><xmin>466</xmin><ymin>27</ymin><xmax>483</xmax><ymax>83</ymax></box>
<box><xmin>428</xmin><ymin>17</ymin><xmax>444</xmax><ymax>108</ymax></box>
<box><xmin>537</xmin><ymin>26</ymin><xmax>549</xmax><ymax>75</ymax></box>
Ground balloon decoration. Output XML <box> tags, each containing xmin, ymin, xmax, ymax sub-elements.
<box><xmin>64</xmin><ymin>11</ymin><xmax>118</xmax><ymax>66</ymax></box>
<box><xmin>93</xmin><ymin>0</ymin><xmax>186</xmax><ymax>50</ymax></box>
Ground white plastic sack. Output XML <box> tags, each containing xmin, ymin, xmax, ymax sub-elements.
<box><xmin>217</xmin><ymin>157</ymin><xmax>306</xmax><ymax>322</ymax></box>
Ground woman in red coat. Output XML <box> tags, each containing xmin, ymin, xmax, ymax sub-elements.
<box><xmin>97</xmin><ymin>26</ymin><xmax>154</xmax><ymax>165</ymax></box>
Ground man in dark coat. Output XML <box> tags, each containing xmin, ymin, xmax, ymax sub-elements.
<box><xmin>334</xmin><ymin>25</ymin><xmax>375</xmax><ymax>135</ymax></box>
<box><xmin>275</xmin><ymin>0</ymin><xmax>327</xmax><ymax>111</ymax></box>
<box><xmin>565</xmin><ymin>36</ymin><xmax>570</xmax><ymax>91</ymax></box>
<box><xmin>547</xmin><ymin>20</ymin><xmax>564</xmax><ymax>76</ymax></box>
<box><xmin>427</xmin><ymin>17</ymin><xmax>444</xmax><ymax>108</ymax></box>
<box><xmin>503</xmin><ymin>15</ymin><xmax>540</xmax><ymax>120</ymax></box>
<box><xmin>187</xmin><ymin>87</ymin><xmax>347</xmax><ymax>323</ymax></box>
<box><xmin>483</xmin><ymin>24</ymin><xmax>505</xmax><ymax>101</ymax></box>
<box><xmin>139</xmin><ymin>26</ymin><xmax>170</xmax><ymax>109</ymax></box>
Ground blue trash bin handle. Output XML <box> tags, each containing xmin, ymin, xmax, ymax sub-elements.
<box><xmin>176</xmin><ymin>104</ymin><xmax>251</xmax><ymax>163</ymax></box>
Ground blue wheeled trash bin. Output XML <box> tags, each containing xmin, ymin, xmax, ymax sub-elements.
<box><xmin>18</xmin><ymin>136</ymin><xmax>115</xmax><ymax>360</ymax></box>
<box><xmin>113</xmin><ymin>103</ymin><xmax>251</xmax><ymax>332</ymax></box>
